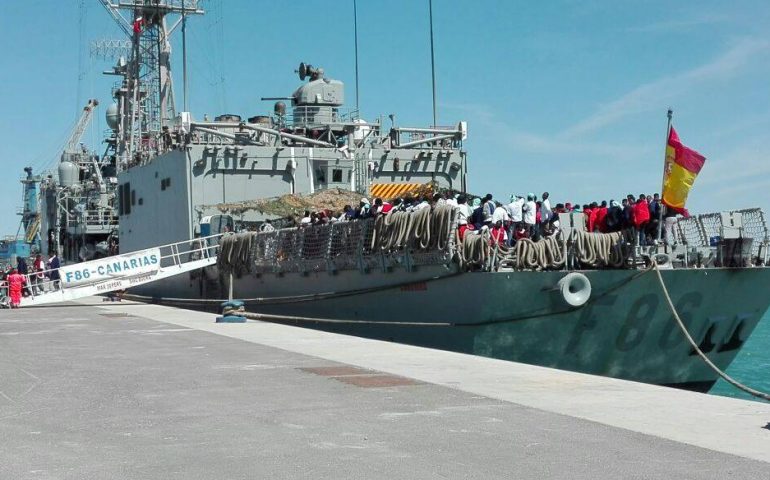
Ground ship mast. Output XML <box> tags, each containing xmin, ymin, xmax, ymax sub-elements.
<box><xmin>98</xmin><ymin>0</ymin><xmax>203</xmax><ymax>170</ymax></box>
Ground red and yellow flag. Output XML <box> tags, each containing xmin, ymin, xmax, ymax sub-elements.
<box><xmin>662</xmin><ymin>126</ymin><xmax>705</xmax><ymax>216</ymax></box>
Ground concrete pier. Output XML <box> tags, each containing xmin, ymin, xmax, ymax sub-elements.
<box><xmin>1</xmin><ymin>298</ymin><xmax>769</xmax><ymax>479</ymax></box>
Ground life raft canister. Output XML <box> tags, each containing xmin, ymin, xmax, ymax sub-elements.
<box><xmin>557</xmin><ymin>272</ymin><xmax>592</xmax><ymax>307</ymax></box>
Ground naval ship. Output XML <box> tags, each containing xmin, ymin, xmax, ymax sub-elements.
<box><xmin>38</xmin><ymin>1</ymin><xmax>770</xmax><ymax>392</ymax></box>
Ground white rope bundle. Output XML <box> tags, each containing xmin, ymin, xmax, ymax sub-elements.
<box><xmin>457</xmin><ymin>228</ymin><xmax>492</xmax><ymax>269</ymax></box>
<box><xmin>505</xmin><ymin>236</ymin><xmax>566</xmax><ymax>270</ymax></box>
<box><xmin>372</xmin><ymin>205</ymin><xmax>456</xmax><ymax>252</ymax></box>
<box><xmin>571</xmin><ymin>230</ymin><xmax>628</xmax><ymax>268</ymax></box>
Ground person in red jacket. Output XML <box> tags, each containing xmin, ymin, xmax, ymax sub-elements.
<box><xmin>594</xmin><ymin>201</ymin><xmax>609</xmax><ymax>233</ymax></box>
<box><xmin>490</xmin><ymin>221</ymin><xmax>507</xmax><ymax>246</ymax></box>
<box><xmin>584</xmin><ymin>204</ymin><xmax>595</xmax><ymax>232</ymax></box>
<box><xmin>634</xmin><ymin>194</ymin><xmax>651</xmax><ymax>245</ymax></box>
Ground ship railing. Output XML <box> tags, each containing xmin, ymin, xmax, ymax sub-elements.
<box><xmin>672</xmin><ymin>207</ymin><xmax>769</xmax><ymax>260</ymax></box>
<box><xmin>14</xmin><ymin>233</ymin><xmax>223</xmax><ymax>305</ymax></box>
<box><xmin>65</xmin><ymin>209</ymin><xmax>119</xmax><ymax>229</ymax></box>
<box><xmin>82</xmin><ymin>211</ymin><xmax>119</xmax><ymax>228</ymax></box>
<box><xmin>389</xmin><ymin>124</ymin><xmax>466</xmax><ymax>150</ymax></box>
<box><xmin>245</xmin><ymin>215</ymin><xmax>456</xmax><ymax>275</ymax></box>
<box><xmin>281</xmin><ymin>107</ymin><xmax>360</xmax><ymax>129</ymax></box>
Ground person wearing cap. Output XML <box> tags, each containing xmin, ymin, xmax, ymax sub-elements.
<box><xmin>357</xmin><ymin>198</ymin><xmax>370</xmax><ymax>218</ymax></box>
<box><xmin>468</xmin><ymin>197</ymin><xmax>484</xmax><ymax>230</ymax></box>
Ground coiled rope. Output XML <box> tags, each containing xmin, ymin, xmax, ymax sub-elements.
<box><xmin>476</xmin><ymin>229</ymin><xmax>630</xmax><ymax>272</ymax></box>
<box><xmin>653</xmin><ymin>262</ymin><xmax>770</xmax><ymax>402</ymax></box>
<box><xmin>371</xmin><ymin>205</ymin><xmax>456</xmax><ymax>252</ymax></box>
<box><xmin>505</xmin><ymin>236</ymin><xmax>566</xmax><ymax>270</ymax></box>
<box><xmin>571</xmin><ymin>230</ymin><xmax>630</xmax><ymax>268</ymax></box>
<box><xmin>457</xmin><ymin>229</ymin><xmax>492</xmax><ymax>269</ymax></box>
<box><xmin>218</xmin><ymin>232</ymin><xmax>253</xmax><ymax>276</ymax></box>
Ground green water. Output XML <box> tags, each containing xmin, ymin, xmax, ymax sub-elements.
<box><xmin>711</xmin><ymin>312</ymin><xmax>770</xmax><ymax>401</ymax></box>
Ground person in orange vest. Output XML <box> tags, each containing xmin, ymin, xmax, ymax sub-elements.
<box><xmin>7</xmin><ymin>268</ymin><xmax>26</xmax><ymax>308</ymax></box>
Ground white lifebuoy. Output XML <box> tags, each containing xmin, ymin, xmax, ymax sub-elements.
<box><xmin>557</xmin><ymin>272</ymin><xmax>592</xmax><ymax>307</ymax></box>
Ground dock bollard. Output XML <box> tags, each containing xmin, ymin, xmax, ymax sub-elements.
<box><xmin>216</xmin><ymin>300</ymin><xmax>247</xmax><ymax>323</ymax></box>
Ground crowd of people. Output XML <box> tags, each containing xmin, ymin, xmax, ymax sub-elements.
<box><xmin>0</xmin><ymin>253</ymin><xmax>60</xmax><ymax>308</ymax></box>
<box><xmin>269</xmin><ymin>190</ymin><xmax>678</xmax><ymax>248</ymax></box>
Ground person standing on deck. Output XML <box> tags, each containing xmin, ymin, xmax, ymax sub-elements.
<box><xmin>634</xmin><ymin>194</ymin><xmax>651</xmax><ymax>245</ymax></box>
<box><xmin>523</xmin><ymin>194</ymin><xmax>537</xmax><ymax>238</ymax></box>
<box><xmin>455</xmin><ymin>195</ymin><xmax>472</xmax><ymax>240</ymax></box>
<box><xmin>32</xmin><ymin>254</ymin><xmax>44</xmax><ymax>294</ymax></box>
<box><xmin>506</xmin><ymin>195</ymin><xmax>524</xmax><ymax>246</ymax></box>
<box><xmin>664</xmin><ymin>205</ymin><xmax>679</xmax><ymax>246</ymax></box>
<box><xmin>540</xmin><ymin>192</ymin><xmax>553</xmax><ymax>229</ymax></box>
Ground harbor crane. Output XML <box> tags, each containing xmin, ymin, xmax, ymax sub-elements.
<box><xmin>62</xmin><ymin>99</ymin><xmax>99</xmax><ymax>162</ymax></box>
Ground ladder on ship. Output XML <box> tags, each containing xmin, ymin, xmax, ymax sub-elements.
<box><xmin>3</xmin><ymin>234</ymin><xmax>224</xmax><ymax>308</ymax></box>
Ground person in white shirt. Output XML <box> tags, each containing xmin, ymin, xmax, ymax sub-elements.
<box><xmin>300</xmin><ymin>210</ymin><xmax>312</xmax><ymax>227</ymax></box>
<box><xmin>492</xmin><ymin>203</ymin><xmax>510</xmax><ymax>224</ymax></box>
<box><xmin>445</xmin><ymin>192</ymin><xmax>458</xmax><ymax>207</ymax></box>
<box><xmin>506</xmin><ymin>195</ymin><xmax>524</xmax><ymax>245</ymax></box>
<box><xmin>523</xmin><ymin>193</ymin><xmax>537</xmax><ymax>237</ymax></box>
<box><xmin>414</xmin><ymin>196</ymin><xmax>431</xmax><ymax>211</ymax></box>
<box><xmin>455</xmin><ymin>194</ymin><xmax>473</xmax><ymax>240</ymax></box>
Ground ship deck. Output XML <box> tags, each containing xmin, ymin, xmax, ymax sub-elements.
<box><xmin>1</xmin><ymin>298</ymin><xmax>769</xmax><ymax>479</ymax></box>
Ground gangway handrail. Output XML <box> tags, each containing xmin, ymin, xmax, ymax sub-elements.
<box><xmin>10</xmin><ymin>233</ymin><xmax>227</xmax><ymax>307</ymax></box>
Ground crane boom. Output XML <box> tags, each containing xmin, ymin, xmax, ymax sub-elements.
<box><xmin>64</xmin><ymin>99</ymin><xmax>99</xmax><ymax>154</ymax></box>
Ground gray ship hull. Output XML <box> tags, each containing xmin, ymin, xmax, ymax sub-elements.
<box><xmin>129</xmin><ymin>265</ymin><xmax>770</xmax><ymax>391</ymax></box>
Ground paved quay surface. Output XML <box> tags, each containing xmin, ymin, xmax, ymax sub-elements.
<box><xmin>1</xmin><ymin>298</ymin><xmax>769</xmax><ymax>479</ymax></box>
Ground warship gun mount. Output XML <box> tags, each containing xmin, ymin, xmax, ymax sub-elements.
<box><xmin>287</xmin><ymin>62</ymin><xmax>347</xmax><ymax>129</ymax></box>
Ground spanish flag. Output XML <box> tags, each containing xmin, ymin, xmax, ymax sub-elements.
<box><xmin>662</xmin><ymin>126</ymin><xmax>705</xmax><ymax>216</ymax></box>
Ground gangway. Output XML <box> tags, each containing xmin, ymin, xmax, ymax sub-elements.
<box><xmin>4</xmin><ymin>234</ymin><xmax>224</xmax><ymax>307</ymax></box>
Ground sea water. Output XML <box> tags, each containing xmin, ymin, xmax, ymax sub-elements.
<box><xmin>711</xmin><ymin>311</ymin><xmax>770</xmax><ymax>401</ymax></box>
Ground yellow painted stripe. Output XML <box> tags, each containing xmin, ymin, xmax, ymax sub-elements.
<box><xmin>369</xmin><ymin>183</ymin><xmax>422</xmax><ymax>199</ymax></box>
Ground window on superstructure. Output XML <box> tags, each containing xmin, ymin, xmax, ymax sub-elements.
<box><xmin>332</xmin><ymin>169</ymin><xmax>342</xmax><ymax>183</ymax></box>
<box><xmin>124</xmin><ymin>183</ymin><xmax>132</xmax><ymax>215</ymax></box>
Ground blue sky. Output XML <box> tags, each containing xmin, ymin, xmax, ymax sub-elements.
<box><xmin>1</xmin><ymin>0</ymin><xmax>770</xmax><ymax>235</ymax></box>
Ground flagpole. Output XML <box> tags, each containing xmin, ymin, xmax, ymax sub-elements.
<box><xmin>429</xmin><ymin>0</ymin><xmax>438</xmax><ymax>127</ymax></box>
<box><xmin>353</xmin><ymin>0</ymin><xmax>360</xmax><ymax>112</ymax></box>
<box><xmin>656</xmin><ymin>108</ymin><xmax>673</xmax><ymax>243</ymax></box>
